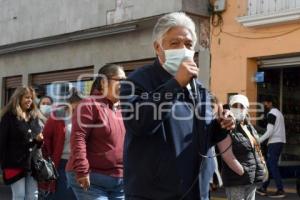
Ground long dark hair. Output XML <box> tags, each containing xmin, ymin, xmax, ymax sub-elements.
<box><xmin>90</xmin><ymin>64</ymin><xmax>123</xmax><ymax>95</ymax></box>
<box><xmin>67</xmin><ymin>87</ymin><xmax>82</xmax><ymax>103</ymax></box>
<box><xmin>38</xmin><ymin>96</ymin><xmax>53</xmax><ymax>108</ymax></box>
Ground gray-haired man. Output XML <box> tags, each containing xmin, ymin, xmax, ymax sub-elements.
<box><xmin>121</xmin><ymin>12</ymin><xmax>236</xmax><ymax>200</ymax></box>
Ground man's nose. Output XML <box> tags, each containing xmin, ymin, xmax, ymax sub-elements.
<box><xmin>178</xmin><ymin>43</ymin><xmax>186</xmax><ymax>49</ymax></box>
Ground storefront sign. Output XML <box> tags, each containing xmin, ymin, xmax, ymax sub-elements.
<box><xmin>255</xmin><ymin>72</ymin><xmax>264</xmax><ymax>83</ymax></box>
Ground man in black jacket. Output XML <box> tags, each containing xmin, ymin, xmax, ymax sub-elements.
<box><xmin>120</xmin><ymin>12</ymin><xmax>235</xmax><ymax>200</ymax></box>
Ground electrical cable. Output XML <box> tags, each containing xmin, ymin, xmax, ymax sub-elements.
<box><xmin>221</xmin><ymin>25</ymin><xmax>300</xmax><ymax>39</ymax></box>
<box><xmin>210</xmin><ymin>4</ymin><xmax>300</xmax><ymax>40</ymax></box>
<box><xmin>179</xmin><ymin>159</ymin><xmax>204</xmax><ymax>200</ymax></box>
<box><xmin>198</xmin><ymin>139</ymin><xmax>232</xmax><ymax>158</ymax></box>
<box><xmin>179</xmin><ymin>80</ymin><xmax>234</xmax><ymax>199</ymax></box>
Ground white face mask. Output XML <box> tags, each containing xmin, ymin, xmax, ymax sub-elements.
<box><xmin>230</xmin><ymin>108</ymin><xmax>247</xmax><ymax>122</ymax></box>
<box><xmin>162</xmin><ymin>48</ymin><xmax>195</xmax><ymax>76</ymax></box>
<box><xmin>40</xmin><ymin>105</ymin><xmax>52</xmax><ymax>117</ymax></box>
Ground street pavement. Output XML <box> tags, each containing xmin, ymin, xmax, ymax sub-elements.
<box><xmin>1</xmin><ymin>178</ymin><xmax>299</xmax><ymax>199</ymax></box>
<box><xmin>211</xmin><ymin>178</ymin><xmax>299</xmax><ymax>200</ymax></box>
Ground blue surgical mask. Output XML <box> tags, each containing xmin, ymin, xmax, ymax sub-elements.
<box><xmin>162</xmin><ymin>48</ymin><xmax>195</xmax><ymax>76</ymax></box>
<box><xmin>40</xmin><ymin>105</ymin><xmax>52</xmax><ymax>117</ymax></box>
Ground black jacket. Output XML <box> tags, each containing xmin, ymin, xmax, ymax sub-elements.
<box><xmin>120</xmin><ymin>59</ymin><xmax>228</xmax><ymax>200</ymax></box>
<box><xmin>222</xmin><ymin>123</ymin><xmax>265</xmax><ymax>187</ymax></box>
<box><xmin>0</xmin><ymin>112</ymin><xmax>42</xmax><ymax>183</ymax></box>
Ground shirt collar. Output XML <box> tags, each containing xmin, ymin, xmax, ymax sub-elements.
<box><xmin>152</xmin><ymin>57</ymin><xmax>173</xmax><ymax>83</ymax></box>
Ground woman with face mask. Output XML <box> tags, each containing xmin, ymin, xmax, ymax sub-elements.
<box><xmin>220</xmin><ymin>94</ymin><xmax>267</xmax><ymax>200</ymax></box>
<box><xmin>39</xmin><ymin>88</ymin><xmax>81</xmax><ymax>200</ymax></box>
<box><xmin>37</xmin><ymin>96</ymin><xmax>53</xmax><ymax>129</ymax></box>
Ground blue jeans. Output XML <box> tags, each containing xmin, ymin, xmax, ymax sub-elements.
<box><xmin>11</xmin><ymin>174</ymin><xmax>38</xmax><ymax>200</ymax></box>
<box><xmin>262</xmin><ymin>143</ymin><xmax>284</xmax><ymax>191</ymax></box>
<box><xmin>66</xmin><ymin>172</ymin><xmax>124</xmax><ymax>200</ymax></box>
<box><xmin>199</xmin><ymin>147</ymin><xmax>216</xmax><ymax>200</ymax></box>
<box><xmin>42</xmin><ymin>159</ymin><xmax>76</xmax><ymax>200</ymax></box>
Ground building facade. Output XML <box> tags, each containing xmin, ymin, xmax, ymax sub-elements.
<box><xmin>0</xmin><ymin>0</ymin><xmax>211</xmax><ymax>105</ymax></box>
<box><xmin>210</xmin><ymin>0</ymin><xmax>300</xmax><ymax>172</ymax></box>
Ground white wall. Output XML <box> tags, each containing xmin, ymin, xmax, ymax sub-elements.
<box><xmin>0</xmin><ymin>0</ymin><xmax>208</xmax><ymax>46</ymax></box>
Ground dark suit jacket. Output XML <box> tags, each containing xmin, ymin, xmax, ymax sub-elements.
<box><xmin>121</xmin><ymin>59</ymin><xmax>227</xmax><ymax>200</ymax></box>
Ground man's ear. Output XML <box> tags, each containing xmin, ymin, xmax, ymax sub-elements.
<box><xmin>153</xmin><ymin>41</ymin><xmax>160</xmax><ymax>55</ymax></box>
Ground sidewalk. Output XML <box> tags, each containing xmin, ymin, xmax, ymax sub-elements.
<box><xmin>211</xmin><ymin>178</ymin><xmax>299</xmax><ymax>200</ymax></box>
<box><xmin>1</xmin><ymin>177</ymin><xmax>299</xmax><ymax>199</ymax></box>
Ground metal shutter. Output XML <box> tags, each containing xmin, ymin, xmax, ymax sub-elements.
<box><xmin>3</xmin><ymin>75</ymin><xmax>22</xmax><ymax>105</ymax></box>
<box><xmin>259</xmin><ymin>56</ymin><xmax>300</xmax><ymax>68</ymax></box>
<box><xmin>114</xmin><ymin>58</ymin><xmax>155</xmax><ymax>73</ymax></box>
<box><xmin>31</xmin><ymin>66</ymin><xmax>94</xmax><ymax>85</ymax></box>
<box><xmin>4</xmin><ymin>75</ymin><xmax>22</xmax><ymax>89</ymax></box>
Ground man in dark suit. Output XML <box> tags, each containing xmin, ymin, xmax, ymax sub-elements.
<box><xmin>121</xmin><ymin>12</ymin><xmax>236</xmax><ymax>200</ymax></box>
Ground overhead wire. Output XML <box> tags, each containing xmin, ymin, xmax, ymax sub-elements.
<box><xmin>210</xmin><ymin>4</ymin><xmax>300</xmax><ymax>40</ymax></box>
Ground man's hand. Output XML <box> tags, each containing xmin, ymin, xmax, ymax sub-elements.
<box><xmin>175</xmin><ymin>59</ymin><xmax>198</xmax><ymax>87</ymax></box>
<box><xmin>77</xmin><ymin>175</ymin><xmax>90</xmax><ymax>191</ymax></box>
<box><xmin>217</xmin><ymin>104</ymin><xmax>235</xmax><ymax>131</ymax></box>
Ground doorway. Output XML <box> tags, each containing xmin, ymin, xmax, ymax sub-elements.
<box><xmin>257</xmin><ymin>67</ymin><xmax>300</xmax><ymax>166</ymax></box>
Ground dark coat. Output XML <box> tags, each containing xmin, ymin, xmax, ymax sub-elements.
<box><xmin>221</xmin><ymin>123</ymin><xmax>265</xmax><ymax>187</ymax></box>
<box><xmin>0</xmin><ymin>111</ymin><xmax>42</xmax><ymax>184</ymax></box>
<box><xmin>120</xmin><ymin>59</ymin><xmax>228</xmax><ymax>200</ymax></box>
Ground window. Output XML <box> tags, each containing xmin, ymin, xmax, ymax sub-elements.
<box><xmin>258</xmin><ymin>67</ymin><xmax>300</xmax><ymax>166</ymax></box>
<box><xmin>237</xmin><ymin>0</ymin><xmax>300</xmax><ymax>27</ymax></box>
<box><xmin>248</xmin><ymin>0</ymin><xmax>300</xmax><ymax>16</ymax></box>
<box><xmin>114</xmin><ymin>58</ymin><xmax>155</xmax><ymax>75</ymax></box>
<box><xmin>3</xmin><ymin>75</ymin><xmax>22</xmax><ymax>105</ymax></box>
<box><xmin>31</xmin><ymin>67</ymin><xmax>94</xmax><ymax>103</ymax></box>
